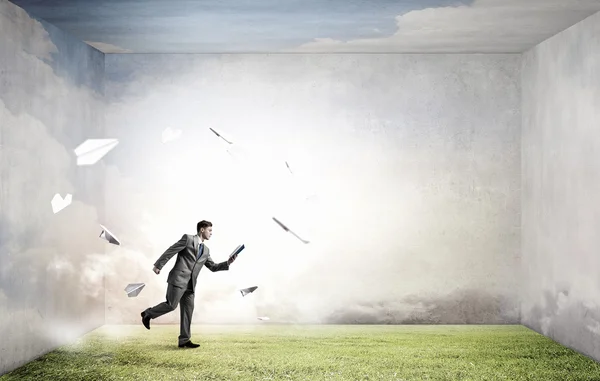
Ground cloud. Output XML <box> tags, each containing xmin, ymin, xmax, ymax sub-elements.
<box><xmin>0</xmin><ymin>2</ymin><xmax>104</xmax><ymax>131</ymax></box>
<box><xmin>523</xmin><ymin>289</ymin><xmax>600</xmax><ymax>360</ymax></box>
<box><xmin>0</xmin><ymin>1</ymin><xmax>107</xmax><ymax>370</ymax></box>
<box><xmin>0</xmin><ymin>98</ymin><xmax>107</xmax><ymax>371</ymax></box>
<box><xmin>0</xmin><ymin>0</ymin><xmax>57</xmax><ymax>60</ymax></box>
<box><xmin>0</xmin><ymin>96</ymin><xmax>106</xmax><ymax>310</ymax></box>
<box><xmin>325</xmin><ymin>289</ymin><xmax>518</xmax><ymax>324</ymax></box>
<box><xmin>287</xmin><ymin>0</ymin><xmax>600</xmax><ymax>53</ymax></box>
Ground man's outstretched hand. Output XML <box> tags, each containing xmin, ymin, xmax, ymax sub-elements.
<box><xmin>227</xmin><ymin>253</ymin><xmax>238</xmax><ymax>266</ymax></box>
<box><xmin>153</xmin><ymin>266</ymin><xmax>160</xmax><ymax>274</ymax></box>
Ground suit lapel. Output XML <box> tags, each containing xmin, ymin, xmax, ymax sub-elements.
<box><xmin>191</xmin><ymin>234</ymin><xmax>208</xmax><ymax>261</ymax></box>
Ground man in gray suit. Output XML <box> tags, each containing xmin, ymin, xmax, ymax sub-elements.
<box><xmin>141</xmin><ymin>220</ymin><xmax>239</xmax><ymax>348</ymax></box>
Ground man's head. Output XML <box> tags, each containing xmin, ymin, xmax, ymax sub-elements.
<box><xmin>197</xmin><ymin>220</ymin><xmax>213</xmax><ymax>240</ymax></box>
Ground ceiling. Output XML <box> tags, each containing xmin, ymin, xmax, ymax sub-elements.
<box><xmin>9</xmin><ymin>0</ymin><xmax>600</xmax><ymax>54</ymax></box>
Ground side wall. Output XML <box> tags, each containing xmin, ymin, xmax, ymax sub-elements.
<box><xmin>521</xmin><ymin>11</ymin><xmax>600</xmax><ymax>362</ymax></box>
<box><xmin>0</xmin><ymin>0</ymin><xmax>106</xmax><ymax>375</ymax></box>
<box><xmin>103</xmin><ymin>53</ymin><xmax>521</xmax><ymax>325</ymax></box>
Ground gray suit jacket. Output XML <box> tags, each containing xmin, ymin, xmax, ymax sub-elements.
<box><xmin>154</xmin><ymin>234</ymin><xmax>229</xmax><ymax>290</ymax></box>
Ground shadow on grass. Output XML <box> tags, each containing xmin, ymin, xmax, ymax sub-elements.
<box><xmin>152</xmin><ymin>344</ymin><xmax>183</xmax><ymax>351</ymax></box>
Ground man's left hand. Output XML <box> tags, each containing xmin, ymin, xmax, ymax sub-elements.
<box><xmin>227</xmin><ymin>253</ymin><xmax>238</xmax><ymax>266</ymax></box>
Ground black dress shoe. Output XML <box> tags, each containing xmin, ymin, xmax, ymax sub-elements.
<box><xmin>178</xmin><ymin>341</ymin><xmax>200</xmax><ymax>348</ymax></box>
<box><xmin>141</xmin><ymin>312</ymin><xmax>151</xmax><ymax>330</ymax></box>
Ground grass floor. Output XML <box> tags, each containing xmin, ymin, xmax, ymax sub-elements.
<box><xmin>2</xmin><ymin>325</ymin><xmax>600</xmax><ymax>380</ymax></box>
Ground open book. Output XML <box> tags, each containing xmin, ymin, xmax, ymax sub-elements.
<box><xmin>229</xmin><ymin>244</ymin><xmax>245</xmax><ymax>260</ymax></box>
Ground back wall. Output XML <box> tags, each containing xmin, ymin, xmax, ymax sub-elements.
<box><xmin>103</xmin><ymin>53</ymin><xmax>521</xmax><ymax>325</ymax></box>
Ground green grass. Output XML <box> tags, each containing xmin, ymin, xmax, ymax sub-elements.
<box><xmin>2</xmin><ymin>325</ymin><xmax>600</xmax><ymax>380</ymax></box>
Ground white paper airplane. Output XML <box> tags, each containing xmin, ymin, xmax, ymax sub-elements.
<box><xmin>99</xmin><ymin>224</ymin><xmax>121</xmax><ymax>245</ymax></box>
<box><xmin>209</xmin><ymin>127</ymin><xmax>233</xmax><ymax>144</ymax></box>
<box><xmin>161</xmin><ymin>127</ymin><xmax>182</xmax><ymax>143</ymax></box>
<box><xmin>74</xmin><ymin>139</ymin><xmax>119</xmax><ymax>166</ymax></box>
<box><xmin>240</xmin><ymin>286</ymin><xmax>258</xmax><ymax>297</ymax></box>
<box><xmin>257</xmin><ymin>316</ymin><xmax>270</xmax><ymax>321</ymax></box>
<box><xmin>124</xmin><ymin>283</ymin><xmax>145</xmax><ymax>297</ymax></box>
<box><xmin>272</xmin><ymin>217</ymin><xmax>309</xmax><ymax>244</ymax></box>
<box><xmin>51</xmin><ymin>193</ymin><xmax>72</xmax><ymax>214</ymax></box>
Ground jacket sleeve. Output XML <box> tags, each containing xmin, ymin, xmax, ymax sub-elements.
<box><xmin>204</xmin><ymin>253</ymin><xmax>230</xmax><ymax>272</ymax></box>
<box><xmin>154</xmin><ymin>234</ymin><xmax>188</xmax><ymax>270</ymax></box>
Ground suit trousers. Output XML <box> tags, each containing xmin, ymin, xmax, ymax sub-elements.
<box><xmin>145</xmin><ymin>279</ymin><xmax>195</xmax><ymax>345</ymax></box>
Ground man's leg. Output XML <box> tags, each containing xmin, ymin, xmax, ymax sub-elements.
<box><xmin>178</xmin><ymin>281</ymin><xmax>195</xmax><ymax>346</ymax></box>
<box><xmin>144</xmin><ymin>283</ymin><xmax>186</xmax><ymax>320</ymax></box>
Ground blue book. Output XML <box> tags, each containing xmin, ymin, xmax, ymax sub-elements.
<box><xmin>229</xmin><ymin>244</ymin><xmax>245</xmax><ymax>259</ymax></box>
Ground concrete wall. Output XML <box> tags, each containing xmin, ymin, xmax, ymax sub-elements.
<box><xmin>521</xmin><ymin>11</ymin><xmax>600</xmax><ymax>362</ymax></box>
<box><xmin>104</xmin><ymin>53</ymin><xmax>521</xmax><ymax>325</ymax></box>
<box><xmin>0</xmin><ymin>0</ymin><xmax>106</xmax><ymax>375</ymax></box>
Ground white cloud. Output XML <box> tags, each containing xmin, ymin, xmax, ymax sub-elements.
<box><xmin>0</xmin><ymin>0</ymin><xmax>57</xmax><ymax>60</ymax></box>
<box><xmin>287</xmin><ymin>0</ymin><xmax>600</xmax><ymax>53</ymax></box>
<box><xmin>0</xmin><ymin>1</ymin><xmax>104</xmax><ymax>134</ymax></box>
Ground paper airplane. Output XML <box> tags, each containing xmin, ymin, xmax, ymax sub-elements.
<box><xmin>285</xmin><ymin>161</ymin><xmax>293</xmax><ymax>174</ymax></box>
<box><xmin>124</xmin><ymin>283</ymin><xmax>145</xmax><ymax>297</ymax></box>
<box><xmin>51</xmin><ymin>193</ymin><xmax>72</xmax><ymax>214</ymax></box>
<box><xmin>272</xmin><ymin>217</ymin><xmax>309</xmax><ymax>244</ymax></box>
<box><xmin>74</xmin><ymin>139</ymin><xmax>119</xmax><ymax>166</ymax></box>
<box><xmin>257</xmin><ymin>316</ymin><xmax>270</xmax><ymax>321</ymax></box>
<box><xmin>240</xmin><ymin>286</ymin><xmax>258</xmax><ymax>297</ymax></box>
<box><xmin>229</xmin><ymin>244</ymin><xmax>245</xmax><ymax>260</ymax></box>
<box><xmin>209</xmin><ymin>128</ymin><xmax>233</xmax><ymax>144</ymax></box>
<box><xmin>161</xmin><ymin>127</ymin><xmax>182</xmax><ymax>143</ymax></box>
<box><xmin>99</xmin><ymin>224</ymin><xmax>121</xmax><ymax>245</ymax></box>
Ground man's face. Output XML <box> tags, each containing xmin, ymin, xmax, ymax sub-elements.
<box><xmin>200</xmin><ymin>226</ymin><xmax>213</xmax><ymax>240</ymax></box>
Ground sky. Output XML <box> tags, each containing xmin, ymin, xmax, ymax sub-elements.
<box><xmin>8</xmin><ymin>0</ymin><xmax>600</xmax><ymax>53</ymax></box>
<box><xmin>8</xmin><ymin>0</ymin><xmax>471</xmax><ymax>52</ymax></box>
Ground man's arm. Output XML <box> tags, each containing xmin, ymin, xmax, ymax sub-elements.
<box><xmin>154</xmin><ymin>234</ymin><xmax>188</xmax><ymax>271</ymax></box>
<box><xmin>204</xmin><ymin>253</ymin><xmax>230</xmax><ymax>272</ymax></box>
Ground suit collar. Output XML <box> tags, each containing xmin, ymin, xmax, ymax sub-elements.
<box><xmin>192</xmin><ymin>234</ymin><xmax>208</xmax><ymax>260</ymax></box>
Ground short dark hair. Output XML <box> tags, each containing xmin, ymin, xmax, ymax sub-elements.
<box><xmin>197</xmin><ymin>220</ymin><xmax>212</xmax><ymax>233</ymax></box>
